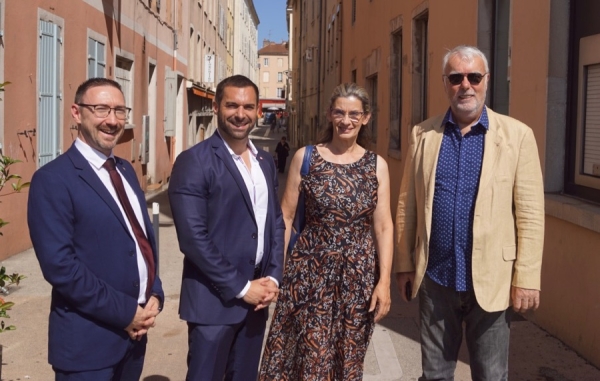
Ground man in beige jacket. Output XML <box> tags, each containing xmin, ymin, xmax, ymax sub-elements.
<box><xmin>395</xmin><ymin>45</ymin><xmax>544</xmax><ymax>381</ymax></box>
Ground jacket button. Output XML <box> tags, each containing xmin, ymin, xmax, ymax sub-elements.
<box><xmin>249</xmin><ymin>259</ymin><xmax>255</xmax><ymax>265</ymax></box>
<box><xmin>129</xmin><ymin>250</ymin><xmax>135</xmax><ymax>257</ymax></box>
<box><xmin>251</xmin><ymin>233</ymin><xmax>257</xmax><ymax>239</ymax></box>
<box><xmin>134</xmin><ymin>282</ymin><xmax>139</xmax><ymax>288</ymax></box>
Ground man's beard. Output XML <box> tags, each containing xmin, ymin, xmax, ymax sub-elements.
<box><xmin>217</xmin><ymin>114</ymin><xmax>255</xmax><ymax>140</ymax></box>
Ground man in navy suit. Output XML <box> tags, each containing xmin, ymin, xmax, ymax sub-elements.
<box><xmin>28</xmin><ymin>78</ymin><xmax>164</xmax><ymax>380</ymax></box>
<box><xmin>169</xmin><ymin>75</ymin><xmax>284</xmax><ymax>381</ymax></box>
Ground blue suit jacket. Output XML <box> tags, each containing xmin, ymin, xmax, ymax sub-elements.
<box><xmin>27</xmin><ymin>144</ymin><xmax>164</xmax><ymax>372</ymax></box>
<box><xmin>168</xmin><ymin>133</ymin><xmax>285</xmax><ymax>325</ymax></box>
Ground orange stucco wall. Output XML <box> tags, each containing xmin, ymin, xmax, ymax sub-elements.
<box><xmin>537</xmin><ymin>216</ymin><xmax>600</xmax><ymax>365</ymax></box>
<box><xmin>0</xmin><ymin>0</ymin><xmax>186</xmax><ymax>259</ymax></box>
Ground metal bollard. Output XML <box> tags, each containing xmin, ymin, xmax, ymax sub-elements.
<box><xmin>152</xmin><ymin>202</ymin><xmax>160</xmax><ymax>276</ymax></box>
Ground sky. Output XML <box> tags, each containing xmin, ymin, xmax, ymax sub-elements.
<box><xmin>254</xmin><ymin>0</ymin><xmax>289</xmax><ymax>47</ymax></box>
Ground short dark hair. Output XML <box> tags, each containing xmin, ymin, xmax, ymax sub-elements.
<box><xmin>74</xmin><ymin>78</ymin><xmax>123</xmax><ymax>103</ymax></box>
<box><xmin>214</xmin><ymin>75</ymin><xmax>259</xmax><ymax>106</ymax></box>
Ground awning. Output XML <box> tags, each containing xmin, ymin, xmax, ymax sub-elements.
<box><xmin>190</xmin><ymin>85</ymin><xmax>214</xmax><ymax>99</ymax></box>
<box><xmin>261</xmin><ymin>103</ymin><xmax>285</xmax><ymax>109</ymax></box>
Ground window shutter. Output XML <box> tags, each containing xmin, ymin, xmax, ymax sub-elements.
<box><xmin>583</xmin><ymin>64</ymin><xmax>600</xmax><ymax>176</ymax></box>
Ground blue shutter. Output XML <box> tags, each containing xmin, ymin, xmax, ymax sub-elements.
<box><xmin>38</xmin><ymin>20</ymin><xmax>61</xmax><ymax>167</ymax></box>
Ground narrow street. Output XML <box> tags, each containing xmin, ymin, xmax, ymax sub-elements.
<box><xmin>1</xmin><ymin>122</ymin><xmax>599</xmax><ymax>380</ymax></box>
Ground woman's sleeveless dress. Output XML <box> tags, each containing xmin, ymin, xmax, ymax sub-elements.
<box><xmin>259</xmin><ymin>148</ymin><xmax>380</xmax><ymax>381</ymax></box>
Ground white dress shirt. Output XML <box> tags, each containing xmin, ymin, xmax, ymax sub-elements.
<box><xmin>219</xmin><ymin>134</ymin><xmax>277</xmax><ymax>297</ymax></box>
<box><xmin>74</xmin><ymin>138</ymin><xmax>149</xmax><ymax>303</ymax></box>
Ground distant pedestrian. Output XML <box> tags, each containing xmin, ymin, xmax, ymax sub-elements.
<box><xmin>28</xmin><ymin>77</ymin><xmax>164</xmax><ymax>380</ymax></box>
<box><xmin>275</xmin><ymin>136</ymin><xmax>290</xmax><ymax>173</ymax></box>
<box><xmin>395</xmin><ymin>45</ymin><xmax>545</xmax><ymax>380</ymax></box>
<box><xmin>168</xmin><ymin>74</ymin><xmax>284</xmax><ymax>381</ymax></box>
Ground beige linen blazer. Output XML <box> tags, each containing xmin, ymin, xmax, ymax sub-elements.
<box><xmin>394</xmin><ymin>108</ymin><xmax>545</xmax><ymax>312</ymax></box>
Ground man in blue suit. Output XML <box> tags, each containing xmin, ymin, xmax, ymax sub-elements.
<box><xmin>169</xmin><ymin>75</ymin><xmax>284</xmax><ymax>381</ymax></box>
<box><xmin>28</xmin><ymin>78</ymin><xmax>164</xmax><ymax>380</ymax></box>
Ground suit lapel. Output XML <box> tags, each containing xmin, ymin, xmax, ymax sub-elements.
<box><xmin>66</xmin><ymin>146</ymin><xmax>131</xmax><ymax>233</ymax></box>
<box><xmin>211</xmin><ymin>135</ymin><xmax>256</xmax><ymax>221</ymax></box>
<box><xmin>422</xmin><ymin>119</ymin><xmax>445</xmax><ymax>207</ymax></box>
<box><xmin>479</xmin><ymin>111</ymin><xmax>503</xmax><ymax>191</ymax></box>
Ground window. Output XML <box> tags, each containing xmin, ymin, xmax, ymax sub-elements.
<box><xmin>38</xmin><ymin>18</ymin><xmax>63</xmax><ymax>167</ymax></box>
<box><xmin>88</xmin><ymin>37</ymin><xmax>105</xmax><ymax>78</ymax></box>
<box><xmin>412</xmin><ymin>11</ymin><xmax>428</xmax><ymax>125</ymax></box>
<box><xmin>263</xmin><ymin>72</ymin><xmax>270</xmax><ymax>83</ymax></box>
<box><xmin>389</xmin><ymin>29</ymin><xmax>402</xmax><ymax>153</ymax></box>
<box><xmin>278</xmin><ymin>58</ymin><xmax>283</xmax><ymax>67</ymax></box>
<box><xmin>278</xmin><ymin>72</ymin><xmax>283</xmax><ymax>82</ymax></box>
<box><xmin>574</xmin><ymin>36</ymin><xmax>600</xmax><ymax>190</ymax></box>
<box><xmin>277</xmin><ymin>87</ymin><xmax>284</xmax><ymax>98</ymax></box>
<box><xmin>566</xmin><ymin>1</ymin><xmax>600</xmax><ymax>201</ymax></box>
<box><xmin>115</xmin><ymin>56</ymin><xmax>134</xmax><ymax>123</ymax></box>
<box><xmin>264</xmin><ymin>58</ymin><xmax>269</xmax><ymax>66</ymax></box>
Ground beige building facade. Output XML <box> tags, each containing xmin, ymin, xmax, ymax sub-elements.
<box><xmin>233</xmin><ymin>0</ymin><xmax>260</xmax><ymax>84</ymax></box>
<box><xmin>258</xmin><ymin>40</ymin><xmax>289</xmax><ymax>101</ymax></box>
<box><xmin>287</xmin><ymin>0</ymin><xmax>600</xmax><ymax>369</ymax></box>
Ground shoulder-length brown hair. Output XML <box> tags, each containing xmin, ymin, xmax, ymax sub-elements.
<box><xmin>316</xmin><ymin>83</ymin><xmax>372</xmax><ymax>147</ymax></box>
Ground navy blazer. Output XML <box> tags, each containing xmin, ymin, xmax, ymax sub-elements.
<box><xmin>168</xmin><ymin>133</ymin><xmax>285</xmax><ymax>325</ymax></box>
<box><xmin>27</xmin><ymin>144</ymin><xmax>164</xmax><ymax>372</ymax></box>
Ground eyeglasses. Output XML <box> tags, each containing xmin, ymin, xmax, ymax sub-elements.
<box><xmin>331</xmin><ymin>109</ymin><xmax>365</xmax><ymax>122</ymax></box>
<box><xmin>77</xmin><ymin>104</ymin><xmax>131</xmax><ymax>120</ymax></box>
<box><xmin>444</xmin><ymin>72</ymin><xmax>487</xmax><ymax>86</ymax></box>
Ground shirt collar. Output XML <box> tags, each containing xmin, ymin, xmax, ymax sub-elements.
<box><xmin>74</xmin><ymin>137</ymin><xmax>114</xmax><ymax>170</ymax></box>
<box><xmin>217</xmin><ymin>130</ymin><xmax>258</xmax><ymax>158</ymax></box>
<box><xmin>441</xmin><ymin>105</ymin><xmax>489</xmax><ymax>131</ymax></box>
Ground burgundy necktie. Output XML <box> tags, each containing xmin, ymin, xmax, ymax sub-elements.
<box><xmin>103</xmin><ymin>158</ymin><xmax>155</xmax><ymax>300</ymax></box>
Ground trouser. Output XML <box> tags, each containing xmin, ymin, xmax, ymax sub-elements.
<box><xmin>54</xmin><ymin>337</ymin><xmax>147</xmax><ymax>381</ymax></box>
<box><xmin>186</xmin><ymin>310</ymin><xmax>267</xmax><ymax>381</ymax></box>
<box><xmin>277</xmin><ymin>155</ymin><xmax>287</xmax><ymax>173</ymax></box>
<box><xmin>418</xmin><ymin>275</ymin><xmax>512</xmax><ymax>381</ymax></box>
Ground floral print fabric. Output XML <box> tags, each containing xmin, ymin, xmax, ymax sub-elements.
<box><xmin>259</xmin><ymin>148</ymin><xmax>380</xmax><ymax>381</ymax></box>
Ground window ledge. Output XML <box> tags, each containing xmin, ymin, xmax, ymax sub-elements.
<box><xmin>124</xmin><ymin>123</ymin><xmax>135</xmax><ymax>130</ymax></box>
<box><xmin>545</xmin><ymin>193</ymin><xmax>600</xmax><ymax>233</ymax></box>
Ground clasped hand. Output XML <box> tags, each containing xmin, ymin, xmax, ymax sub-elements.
<box><xmin>243</xmin><ymin>277</ymin><xmax>279</xmax><ymax>311</ymax></box>
<box><xmin>125</xmin><ymin>295</ymin><xmax>161</xmax><ymax>341</ymax></box>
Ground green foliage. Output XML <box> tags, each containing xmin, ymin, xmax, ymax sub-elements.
<box><xmin>0</xmin><ymin>298</ymin><xmax>16</xmax><ymax>332</ymax></box>
<box><xmin>0</xmin><ymin>81</ymin><xmax>25</xmax><ymax>331</ymax></box>
<box><xmin>0</xmin><ymin>138</ymin><xmax>27</xmax><ymax>331</ymax></box>
<box><xmin>0</xmin><ymin>81</ymin><xmax>10</xmax><ymax>101</ymax></box>
<box><xmin>0</xmin><ymin>267</ymin><xmax>25</xmax><ymax>290</ymax></box>
<box><xmin>0</xmin><ymin>155</ymin><xmax>30</xmax><ymax>193</ymax></box>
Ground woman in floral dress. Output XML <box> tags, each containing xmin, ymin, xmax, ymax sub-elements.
<box><xmin>259</xmin><ymin>83</ymin><xmax>394</xmax><ymax>380</ymax></box>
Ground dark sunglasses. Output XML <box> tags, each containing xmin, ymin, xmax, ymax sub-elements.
<box><xmin>445</xmin><ymin>72</ymin><xmax>487</xmax><ymax>86</ymax></box>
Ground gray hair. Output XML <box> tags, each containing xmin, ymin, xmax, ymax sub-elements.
<box><xmin>442</xmin><ymin>45</ymin><xmax>489</xmax><ymax>73</ymax></box>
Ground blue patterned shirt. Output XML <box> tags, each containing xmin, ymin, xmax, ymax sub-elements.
<box><xmin>426</xmin><ymin>107</ymin><xmax>489</xmax><ymax>291</ymax></box>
